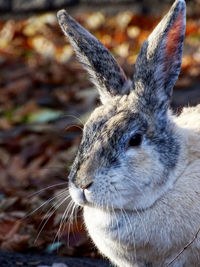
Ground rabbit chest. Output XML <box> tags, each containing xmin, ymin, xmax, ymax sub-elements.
<box><xmin>83</xmin><ymin>206</ymin><xmax>166</xmax><ymax>267</ymax></box>
<box><xmin>83</xmin><ymin>194</ymin><xmax>200</xmax><ymax>267</ymax></box>
<box><xmin>84</xmin><ymin>206</ymin><xmax>141</xmax><ymax>266</ymax></box>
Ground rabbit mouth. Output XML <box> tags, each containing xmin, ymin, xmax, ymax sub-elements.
<box><xmin>69</xmin><ymin>183</ymin><xmax>86</xmax><ymax>206</ymax></box>
<box><xmin>69</xmin><ymin>183</ymin><xmax>94</xmax><ymax>207</ymax></box>
<box><xmin>69</xmin><ymin>182</ymin><xmax>114</xmax><ymax>209</ymax></box>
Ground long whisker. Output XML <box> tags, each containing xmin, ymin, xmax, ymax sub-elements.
<box><xmin>22</xmin><ymin>188</ymin><xmax>68</xmax><ymax>221</ymax></box>
<box><xmin>73</xmin><ymin>203</ymin><xmax>79</xmax><ymax>229</ymax></box>
<box><xmin>34</xmin><ymin>192</ymin><xmax>71</xmax><ymax>244</ymax></box>
<box><xmin>67</xmin><ymin>202</ymin><xmax>79</xmax><ymax>246</ymax></box>
<box><xmin>28</xmin><ymin>182</ymin><xmax>68</xmax><ymax>198</ymax></box>
<box><xmin>108</xmin><ymin>190</ymin><xmax>121</xmax><ymax>246</ymax></box>
<box><xmin>112</xmin><ymin>182</ymin><xmax>148</xmax><ymax>241</ymax></box>
<box><xmin>111</xmin><ymin>187</ymin><xmax>128</xmax><ymax>235</ymax></box>
<box><xmin>62</xmin><ymin>114</ymin><xmax>84</xmax><ymax>126</ymax></box>
<box><xmin>66</xmin><ymin>202</ymin><xmax>77</xmax><ymax>247</ymax></box>
<box><xmin>54</xmin><ymin>199</ymin><xmax>74</xmax><ymax>245</ymax></box>
<box><xmin>112</xmin><ymin>186</ymin><xmax>137</xmax><ymax>263</ymax></box>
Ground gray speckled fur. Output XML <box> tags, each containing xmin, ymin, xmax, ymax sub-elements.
<box><xmin>57</xmin><ymin>10</ymin><xmax>131</xmax><ymax>103</ymax></box>
<box><xmin>57</xmin><ymin>1</ymin><xmax>200</xmax><ymax>266</ymax></box>
<box><xmin>133</xmin><ymin>0</ymin><xmax>185</xmax><ymax>117</ymax></box>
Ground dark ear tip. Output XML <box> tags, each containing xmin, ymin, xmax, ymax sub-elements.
<box><xmin>57</xmin><ymin>9</ymin><xmax>68</xmax><ymax>22</ymax></box>
<box><xmin>174</xmin><ymin>0</ymin><xmax>186</xmax><ymax>10</ymax></box>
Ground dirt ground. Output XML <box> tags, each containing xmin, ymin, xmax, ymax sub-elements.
<box><xmin>0</xmin><ymin>249</ymin><xmax>109</xmax><ymax>267</ymax></box>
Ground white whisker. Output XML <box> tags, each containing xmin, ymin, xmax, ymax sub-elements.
<box><xmin>54</xmin><ymin>199</ymin><xmax>74</xmax><ymax>245</ymax></box>
<box><xmin>28</xmin><ymin>182</ymin><xmax>68</xmax><ymax>198</ymax></box>
<box><xmin>62</xmin><ymin>114</ymin><xmax>84</xmax><ymax>126</ymax></box>
<box><xmin>23</xmin><ymin>188</ymin><xmax>68</xmax><ymax>221</ymax></box>
<box><xmin>34</xmin><ymin>191</ymin><xmax>70</xmax><ymax>244</ymax></box>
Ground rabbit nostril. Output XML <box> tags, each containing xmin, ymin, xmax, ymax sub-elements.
<box><xmin>81</xmin><ymin>181</ymin><xmax>93</xmax><ymax>190</ymax></box>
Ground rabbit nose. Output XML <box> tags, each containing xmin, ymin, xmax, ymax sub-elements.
<box><xmin>81</xmin><ymin>181</ymin><xmax>93</xmax><ymax>190</ymax></box>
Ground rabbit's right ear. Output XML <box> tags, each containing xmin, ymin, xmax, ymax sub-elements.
<box><xmin>133</xmin><ymin>0</ymin><xmax>186</xmax><ymax>120</ymax></box>
<box><xmin>57</xmin><ymin>10</ymin><xmax>130</xmax><ymax>104</ymax></box>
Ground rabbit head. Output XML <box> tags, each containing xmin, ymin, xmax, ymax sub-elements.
<box><xmin>57</xmin><ymin>0</ymin><xmax>186</xmax><ymax>211</ymax></box>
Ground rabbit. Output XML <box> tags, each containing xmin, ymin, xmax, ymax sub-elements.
<box><xmin>57</xmin><ymin>0</ymin><xmax>200</xmax><ymax>266</ymax></box>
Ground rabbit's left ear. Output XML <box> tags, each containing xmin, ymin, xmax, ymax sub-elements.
<box><xmin>133</xmin><ymin>0</ymin><xmax>186</xmax><ymax>117</ymax></box>
<box><xmin>57</xmin><ymin>10</ymin><xmax>130</xmax><ymax>104</ymax></box>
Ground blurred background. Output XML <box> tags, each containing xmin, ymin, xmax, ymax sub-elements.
<box><xmin>0</xmin><ymin>0</ymin><xmax>200</xmax><ymax>264</ymax></box>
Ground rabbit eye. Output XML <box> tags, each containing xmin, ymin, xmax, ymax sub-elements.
<box><xmin>128</xmin><ymin>134</ymin><xmax>142</xmax><ymax>147</ymax></box>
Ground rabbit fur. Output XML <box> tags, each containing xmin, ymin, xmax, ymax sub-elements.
<box><xmin>57</xmin><ymin>0</ymin><xmax>200</xmax><ymax>266</ymax></box>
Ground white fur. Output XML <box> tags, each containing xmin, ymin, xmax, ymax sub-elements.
<box><xmin>84</xmin><ymin>105</ymin><xmax>200</xmax><ymax>266</ymax></box>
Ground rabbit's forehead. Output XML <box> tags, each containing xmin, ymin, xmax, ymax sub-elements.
<box><xmin>86</xmin><ymin>96</ymin><xmax>139</xmax><ymax>126</ymax></box>
<box><xmin>74</xmin><ymin>110</ymin><xmax>145</xmax><ymax>171</ymax></box>
<box><xmin>85</xmin><ymin>102</ymin><xmax>144</xmax><ymax>132</ymax></box>
<box><xmin>81</xmin><ymin>104</ymin><xmax>147</xmax><ymax>152</ymax></box>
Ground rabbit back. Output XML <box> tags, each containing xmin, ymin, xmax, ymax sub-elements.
<box><xmin>176</xmin><ymin>104</ymin><xmax>200</xmax><ymax>134</ymax></box>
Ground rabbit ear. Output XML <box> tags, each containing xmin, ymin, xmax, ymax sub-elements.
<box><xmin>133</xmin><ymin>0</ymin><xmax>186</xmax><ymax>118</ymax></box>
<box><xmin>57</xmin><ymin>10</ymin><xmax>130</xmax><ymax>104</ymax></box>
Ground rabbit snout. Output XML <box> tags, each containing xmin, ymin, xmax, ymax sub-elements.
<box><xmin>69</xmin><ymin>181</ymin><xmax>93</xmax><ymax>206</ymax></box>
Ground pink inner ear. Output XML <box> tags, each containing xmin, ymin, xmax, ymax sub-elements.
<box><xmin>165</xmin><ymin>11</ymin><xmax>184</xmax><ymax>60</ymax></box>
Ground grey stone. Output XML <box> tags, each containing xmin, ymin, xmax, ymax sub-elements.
<box><xmin>0</xmin><ymin>249</ymin><xmax>110</xmax><ymax>267</ymax></box>
<box><xmin>52</xmin><ymin>263</ymin><xmax>69</xmax><ymax>267</ymax></box>
<box><xmin>13</xmin><ymin>0</ymin><xmax>50</xmax><ymax>11</ymax></box>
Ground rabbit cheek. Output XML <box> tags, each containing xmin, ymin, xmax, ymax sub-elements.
<box><xmin>124</xmin><ymin>148</ymin><xmax>167</xmax><ymax>208</ymax></box>
<box><xmin>126</xmin><ymin>149</ymin><xmax>153</xmax><ymax>185</ymax></box>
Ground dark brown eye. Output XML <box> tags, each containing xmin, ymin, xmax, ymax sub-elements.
<box><xmin>128</xmin><ymin>134</ymin><xmax>142</xmax><ymax>147</ymax></box>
